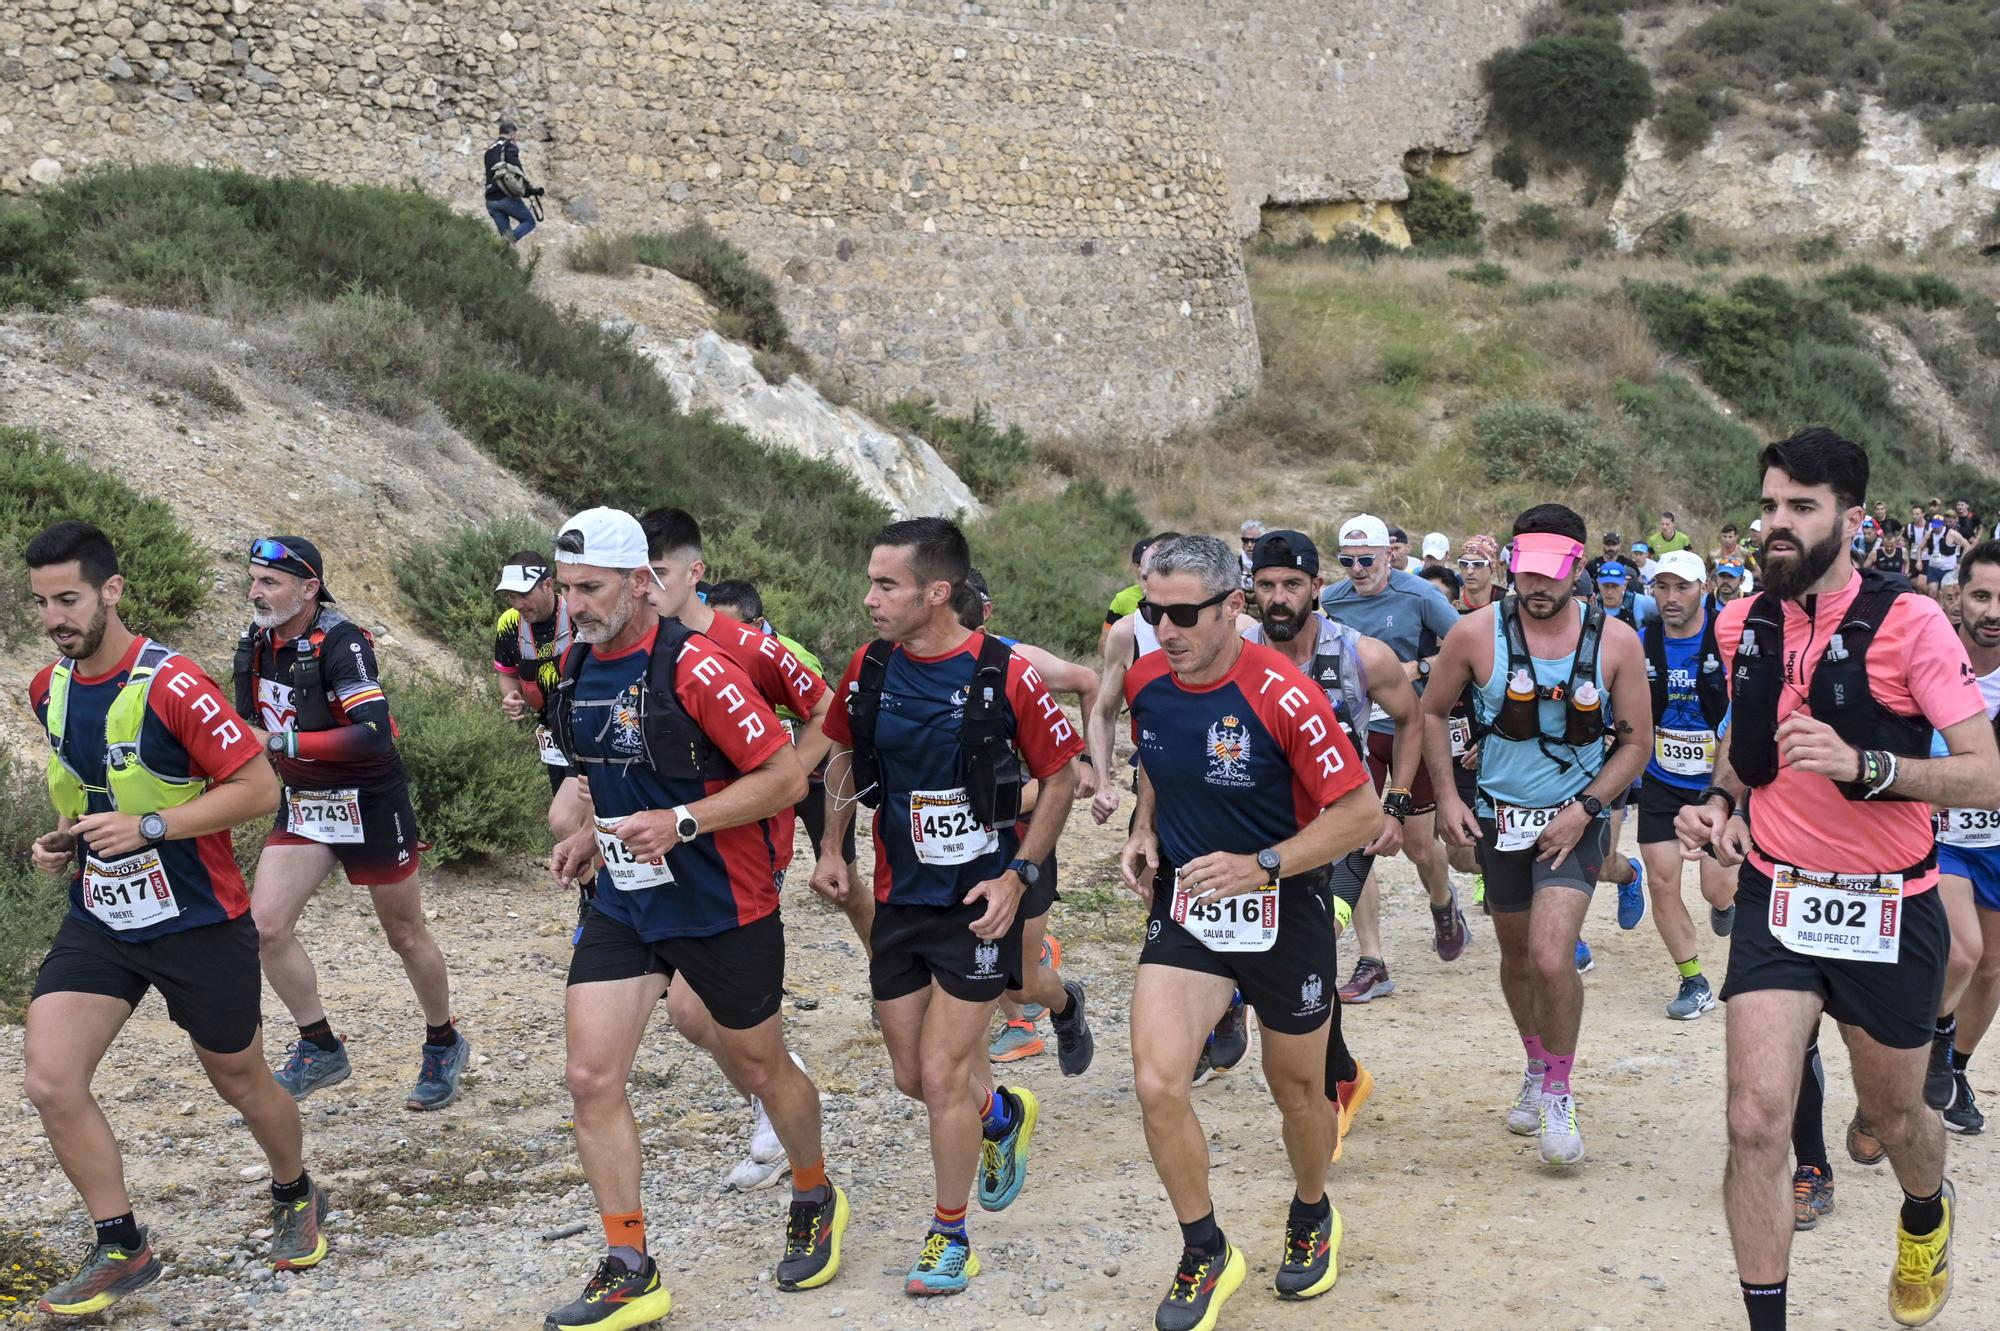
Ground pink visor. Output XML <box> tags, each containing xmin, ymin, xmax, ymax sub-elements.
<box><xmin>1510</xmin><ymin>532</ymin><xmax>1585</xmax><ymax>580</ymax></box>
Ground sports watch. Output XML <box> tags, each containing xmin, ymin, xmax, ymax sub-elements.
<box><xmin>1256</xmin><ymin>847</ymin><xmax>1282</xmax><ymax>877</ymax></box>
<box><xmin>1579</xmin><ymin>794</ymin><xmax>1605</xmax><ymax>818</ymax></box>
<box><xmin>1007</xmin><ymin>858</ymin><xmax>1042</xmax><ymax>889</ymax></box>
<box><xmin>139</xmin><ymin>812</ymin><xmax>168</xmax><ymax>843</ymax></box>
<box><xmin>671</xmin><ymin>804</ymin><xmax>700</xmax><ymax>841</ymax></box>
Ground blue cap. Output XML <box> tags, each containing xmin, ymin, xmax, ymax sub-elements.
<box><xmin>1717</xmin><ymin>560</ymin><xmax>1745</xmax><ymax>577</ymax></box>
<box><xmin>1630</xmin><ymin>541</ymin><xmax>1650</xmax><ymax>555</ymax></box>
<box><xmin>1596</xmin><ymin>561</ymin><xmax>1630</xmax><ymax>584</ymax></box>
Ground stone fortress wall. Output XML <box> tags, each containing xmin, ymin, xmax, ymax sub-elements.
<box><xmin>2</xmin><ymin>1</ymin><xmax>1530</xmax><ymax>439</ymax></box>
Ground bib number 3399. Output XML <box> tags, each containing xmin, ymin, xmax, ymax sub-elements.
<box><xmin>1170</xmin><ymin>872</ymin><xmax>1279</xmax><ymax>953</ymax></box>
<box><xmin>1770</xmin><ymin>865</ymin><xmax>1901</xmax><ymax>964</ymax></box>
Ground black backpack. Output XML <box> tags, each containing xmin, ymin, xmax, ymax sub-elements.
<box><xmin>845</xmin><ymin>634</ymin><xmax>1023</xmax><ymax>829</ymax></box>
<box><xmin>550</xmin><ymin>619</ymin><xmax>737</xmax><ymax>782</ymax></box>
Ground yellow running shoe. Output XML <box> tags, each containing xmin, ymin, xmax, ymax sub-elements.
<box><xmin>543</xmin><ymin>1255</ymin><xmax>673</xmax><ymax>1331</ymax></box>
<box><xmin>1889</xmin><ymin>1179</ymin><xmax>1954</xmax><ymax>1327</ymax></box>
<box><xmin>1274</xmin><ymin>1204</ymin><xmax>1342</xmax><ymax>1300</ymax></box>
<box><xmin>1155</xmin><ymin>1241</ymin><xmax>1246</xmax><ymax>1331</ymax></box>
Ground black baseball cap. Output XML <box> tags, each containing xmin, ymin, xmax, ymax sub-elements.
<box><xmin>1250</xmin><ymin>530</ymin><xmax>1320</xmax><ymax>577</ymax></box>
<box><xmin>499</xmin><ymin>119</ymin><xmax>517</xmax><ymax>133</ymax></box>
<box><xmin>250</xmin><ymin>535</ymin><xmax>332</xmax><ymax>602</ymax></box>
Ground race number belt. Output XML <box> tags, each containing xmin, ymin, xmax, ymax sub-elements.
<box><xmin>1935</xmin><ymin>806</ymin><xmax>2000</xmax><ymax>849</ymax></box>
<box><xmin>286</xmin><ymin>787</ymin><xmax>364</xmax><ymax>844</ymax></box>
<box><xmin>83</xmin><ymin>850</ymin><xmax>181</xmax><ymax>931</ymax></box>
<box><xmin>909</xmin><ymin>787</ymin><xmax>998</xmax><ymax>867</ymax></box>
<box><xmin>1493</xmin><ymin>799</ymin><xmax>1571</xmax><ymax>853</ymax></box>
<box><xmin>535</xmin><ymin>724</ymin><xmax>566</xmax><ymax>768</ymax></box>
<box><xmin>1448</xmin><ymin>715</ymin><xmax>1473</xmax><ymax>757</ymax></box>
<box><xmin>594</xmin><ymin>815</ymin><xmax>674</xmax><ymax>891</ymax></box>
<box><xmin>1654</xmin><ymin>726</ymin><xmax>1717</xmax><ymax>778</ymax></box>
<box><xmin>1769</xmin><ymin>864</ymin><xmax>1902</xmax><ymax>964</ymax></box>
<box><xmin>1169</xmin><ymin>868</ymin><xmax>1278</xmax><ymax>952</ymax></box>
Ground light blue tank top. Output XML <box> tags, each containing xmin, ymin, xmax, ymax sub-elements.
<box><xmin>1470</xmin><ymin>601</ymin><xmax>1609</xmax><ymax>814</ymax></box>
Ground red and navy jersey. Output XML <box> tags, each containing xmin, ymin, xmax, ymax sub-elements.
<box><xmin>31</xmin><ymin>639</ymin><xmax>262</xmax><ymax>942</ymax></box>
<box><xmin>1125</xmin><ymin>640</ymin><xmax>1367</xmax><ymax>868</ymax></box>
<box><xmin>697</xmin><ymin>615</ymin><xmax>827</xmax><ymax>872</ymax></box>
<box><xmin>569</xmin><ymin>624</ymin><xmax>791</xmax><ymax>940</ymax></box>
<box><xmin>249</xmin><ymin>607</ymin><xmax>406</xmax><ymax>791</ymax></box>
<box><xmin>824</xmin><ymin>631</ymin><xmax>1083</xmax><ymax>907</ymax></box>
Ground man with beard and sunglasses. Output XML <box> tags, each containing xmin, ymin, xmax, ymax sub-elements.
<box><xmin>543</xmin><ymin>507</ymin><xmax>838</xmax><ymax>1327</ymax></box>
<box><xmin>1320</xmin><ymin>514</ymin><xmax>1470</xmax><ymax>1005</ymax></box>
<box><xmin>235</xmin><ymin>535</ymin><xmax>470</xmax><ymax>1113</ymax></box>
<box><xmin>1425</xmin><ymin>504</ymin><xmax>1652</xmax><ymax>1169</ymax></box>
<box><xmin>1674</xmin><ymin>429</ymin><xmax>2000</xmax><ymax>1331</ymax></box>
<box><xmin>1120</xmin><ymin>535</ymin><xmax>1380</xmax><ymax>1330</ymax></box>
<box><xmin>1243</xmin><ymin>529</ymin><xmax>1422</xmax><ymax>1163</ymax></box>
<box><xmin>23</xmin><ymin>521</ymin><xmax>330</xmax><ymax>1315</ymax></box>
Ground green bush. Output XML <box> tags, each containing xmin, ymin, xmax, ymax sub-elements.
<box><xmin>1473</xmin><ymin>401</ymin><xmax>1630</xmax><ymax>490</ymax></box>
<box><xmin>1794</xmin><ymin>232</ymin><xmax>1843</xmax><ymax>264</ymax></box>
<box><xmin>1403</xmin><ymin>174</ymin><xmax>1483</xmax><ymax>246</ymax></box>
<box><xmin>1483</xmin><ymin>37</ymin><xmax>1655</xmax><ymax>194</ymax></box>
<box><xmin>1677</xmin><ymin>2</ymin><xmax>1881</xmax><ymax>86</ymax></box>
<box><xmin>394</xmin><ymin>516</ymin><xmax>554</xmax><ymax>662</ymax></box>
<box><xmin>1810</xmin><ymin>109</ymin><xmax>1866</xmax><ymax>158</ymax></box>
<box><xmin>967</xmin><ymin>478</ymin><xmax>1148</xmax><ymax>661</ymax></box>
<box><xmin>1653</xmin><ymin>86</ymin><xmax>1719</xmax><ymax>159</ymax></box>
<box><xmin>392</xmin><ymin>672</ymin><xmax>551</xmax><ymax>867</ymax></box>
<box><xmin>1814</xmin><ymin>263</ymin><xmax>1961</xmax><ymax>312</ymax></box>
<box><xmin>877</xmin><ymin>398</ymin><xmax>1033</xmax><ymax>504</ymax></box>
<box><xmin>633</xmin><ymin>221</ymin><xmax>792</xmax><ymax>351</ymax></box>
<box><xmin>0</xmin><ymin>200</ymin><xmax>83</xmax><ymax>312</ymax></box>
<box><xmin>565</xmin><ymin>229</ymin><xmax>638</xmax><ymax>277</ymax></box>
<box><xmin>1379</xmin><ymin>343</ymin><xmax>1430</xmax><ymax>386</ymax></box>
<box><xmin>1450</xmin><ymin>261</ymin><xmax>1512</xmax><ymax>287</ymax></box>
<box><xmin>0</xmin><ymin>426</ymin><xmax>212</xmax><ymax>643</ymax></box>
<box><xmin>299</xmin><ymin>285</ymin><xmax>441</xmax><ymax>423</ymax></box>
<box><xmin>1491</xmin><ymin>143</ymin><xmax>1532</xmax><ymax>191</ymax></box>
<box><xmin>1614</xmin><ymin>374</ymin><xmax>1764</xmax><ymax>514</ymax></box>
<box><xmin>0</xmin><ymin>756</ymin><xmax>62</xmax><ymax>1019</ymax></box>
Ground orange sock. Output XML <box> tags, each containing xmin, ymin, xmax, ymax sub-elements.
<box><xmin>602</xmin><ymin>1208</ymin><xmax>645</xmax><ymax>1252</ymax></box>
<box><xmin>793</xmin><ymin>1157</ymin><xmax>829</xmax><ymax>1192</ymax></box>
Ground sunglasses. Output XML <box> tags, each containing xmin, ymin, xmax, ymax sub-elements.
<box><xmin>1240</xmin><ymin>537</ymin><xmax>1258</xmax><ymax>546</ymax></box>
<box><xmin>1456</xmin><ymin>558</ymin><xmax>1491</xmax><ymax>570</ymax></box>
<box><xmin>249</xmin><ymin>538</ymin><xmax>320</xmax><ymax>580</ymax></box>
<box><xmin>1335</xmin><ymin>554</ymin><xmax>1379</xmax><ymax>570</ymax></box>
<box><xmin>1137</xmin><ymin>588</ymin><xmax>1231</xmax><ymax>628</ymax></box>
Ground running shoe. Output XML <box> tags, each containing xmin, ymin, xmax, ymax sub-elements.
<box><xmin>1432</xmin><ymin>893</ymin><xmax>1470</xmax><ymax>962</ymax></box>
<box><xmin>727</xmin><ymin>1096</ymin><xmax>790</xmax><ymax>1191</ymax></box>
<box><xmin>1155</xmin><ymin>1242</ymin><xmax>1245</xmax><ymax>1331</ymax></box>
<box><xmin>1617</xmin><ymin>857</ymin><xmax>1646</xmax><ymax>929</ymax></box>
<box><xmin>1889</xmin><ymin>1178</ymin><xmax>1954</xmax><ymax>1327</ymax></box>
<box><xmin>905</xmin><ymin>1229</ymin><xmax>979</xmax><ymax>1296</ymax></box>
<box><xmin>1019</xmin><ymin>1004</ymin><xmax>1046</xmax><ymax>1022</ymax></box>
<box><xmin>1944</xmin><ymin>1075</ymin><xmax>1984</xmax><ymax>1135</ymax></box>
<box><xmin>1191</xmin><ymin>1043</ymin><xmax>1217</xmax><ymax>1087</ymax></box>
<box><xmin>1538</xmin><ymin>1091</ymin><xmax>1585</xmax><ymax>1166</ymax></box>
<box><xmin>1925</xmin><ymin>1028</ymin><xmax>1958</xmax><ymax>1111</ymax></box>
<box><xmin>1041</xmin><ymin>932</ymin><xmax>1062</xmax><ymax>970</ymax></box>
<box><xmin>543</xmin><ymin>1255</ymin><xmax>673</xmax><ymax>1330</ymax></box>
<box><xmin>1665</xmin><ymin>973</ymin><xmax>1715</xmax><ymax>1021</ymax></box>
<box><xmin>1574</xmin><ymin>939</ymin><xmax>1594</xmax><ymax>973</ymax></box>
<box><xmin>1334</xmin><ymin>1063</ymin><xmax>1374</xmax><ymax>1161</ymax></box>
<box><xmin>977</xmin><ymin>1085</ymin><xmax>1039</xmax><ymax>1211</ymax></box>
<box><xmin>776</xmin><ymin>1186</ymin><xmax>848</xmax><ymax>1291</ymax></box>
<box><xmin>1506</xmin><ymin>1062</ymin><xmax>1546</xmax><ymax>1136</ymax></box>
<box><xmin>1049</xmin><ymin>978</ymin><xmax>1095</xmax><ymax>1077</ymax></box>
<box><xmin>1273</xmin><ymin>1205</ymin><xmax>1342</xmax><ymax>1300</ymax></box>
<box><xmin>407</xmin><ymin>1033</ymin><xmax>473</xmax><ymax>1111</ymax></box>
<box><xmin>274</xmin><ymin>1036</ymin><xmax>351</xmax><ymax>1101</ymax></box>
<box><xmin>1711</xmin><ymin>903</ymin><xmax>1736</xmax><ymax>937</ymax></box>
<box><xmin>1848</xmin><ymin>1111</ymin><xmax>1887</xmax><ymax>1167</ymax></box>
<box><xmin>988</xmin><ymin>1019</ymin><xmax>1045</xmax><ymax>1063</ymax></box>
<box><xmin>1793</xmin><ymin>1164</ymin><xmax>1835</xmax><ymax>1230</ymax></box>
<box><xmin>37</xmin><ymin>1232</ymin><xmax>162</xmax><ymax>1316</ymax></box>
<box><xmin>271</xmin><ymin>1181</ymin><xmax>330</xmax><ymax>1270</ymax></box>
<box><xmin>1209</xmin><ymin>992</ymin><xmax>1248</xmax><ymax>1071</ymax></box>
<box><xmin>1337</xmin><ymin>957</ymin><xmax>1394</xmax><ymax>1004</ymax></box>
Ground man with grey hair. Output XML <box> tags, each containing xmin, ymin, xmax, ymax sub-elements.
<box><xmin>1121</xmin><ymin>533</ymin><xmax>1380</xmax><ymax>1327</ymax></box>
<box><xmin>1238</xmin><ymin>519</ymin><xmax>1267</xmax><ymax>591</ymax></box>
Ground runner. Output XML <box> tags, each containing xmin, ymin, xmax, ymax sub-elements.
<box><xmin>542</xmin><ymin>507</ymin><xmax>840</xmax><ymax>1327</ymax></box>
<box><xmin>1649</xmin><ymin>511</ymin><xmax>1694</xmax><ymax>555</ymax></box>
<box><xmin>1635</xmin><ymin>551</ymin><xmax>1739</xmax><ymax>1019</ymax></box>
<box><xmin>814</xmin><ymin>517</ymin><xmax>1082</xmax><ymax>1296</ymax></box>
<box><xmin>1674</xmin><ymin>428</ymin><xmax>1998</xmax><ymax>1330</ymax></box>
<box><xmin>1715</xmin><ymin>559</ymin><xmax>1748</xmax><ymax>605</ymax></box>
<box><xmin>1594</xmin><ymin>559</ymin><xmax>1655</xmax><ymax>937</ymax></box>
<box><xmin>1118</xmin><ymin>534</ymin><xmax>1380</xmax><ymax>1330</ymax></box>
<box><xmin>957</xmin><ymin>568</ymin><xmax>1099</xmax><ymax>1074</ymax></box>
<box><xmin>1939</xmin><ymin>568</ymin><xmax>1962</xmax><ymax>628</ymax></box>
<box><xmin>1455</xmin><ymin>535</ymin><xmax>1501</xmax><ymax>612</ymax></box>
<box><xmin>1244</xmin><ymin>529</ymin><xmax>1423</xmax><ymax>1162</ymax></box>
<box><xmin>1104</xmin><ymin>533</ymin><xmax>1175</xmax><ymax>654</ymax></box>
<box><xmin>1319</xmin><ymin>513</ymin><xmax>1470</xmax><ymax>1004</ymax></box>
<box><xmin>1426</xmin><ymin>503</ymin><xmax>1652</xmax><ymax>1168</ymax></box>
<box><xmin>1238</xmin><ymin>518</ymin><xmax>1266</xmax><ymax>590</ymax></box>
<box><xmin>23</xmin><ymin>520</ymin><xmax>330</xmax><ymax>1316</ymax></box>
<box><xmin>1446</xmin><ymin>536</ymin><xmax>1502</xmax><ymax>895</ymax></box>
<box><xmin>494</xmin><ymin>550</ymin><xmax>574</xmax><ymax>795</ymax></box>
<box><xmin>235</xmin><ymin>536</ymin><xmax>469</xmax><ymax>1111</ymax></box>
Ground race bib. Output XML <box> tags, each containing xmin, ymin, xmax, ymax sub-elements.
<box><xmin>1654</xmin><ymin>726</ymin><xmax>1717</xmax><ymax>778</ymax></box>
<box><xmin>594</xmin><ymin>816</ymin><xmax>674</xmax><ymax>891</ymax></box>
<box><xmin>1448</xmin><ymin>715</ymin><xmax>1473</xmax><ymax>757</ymax></box>
<box><xmin>1494</xmin><ymin>800</ymin><xmax>1566</xmax><ymax>853</ymax></box>
<box><xmin>535</xmin><ymin>725</ymin><xmax>566</xmax><ymax>767</ymax></box>
<box><xmin>1936</xmin><ymin>806</ymin><xmax>2000</xmax><ymax>849</ymax></box>
<box><xmin>1769</xmin><ymin>864</ymin><xmax>1902</xmax><ymax>964</ymax></box>
<box><xmin>1169</xmin><ymin>871</ymin><xmax>1279</xmax><ymax>952</ymax></box>
<box><xmin>82</xmin><ymin>850</ymin><xmax>181</xmax><ymax>931</ymax></box>
<box><xmin>909</xmin><ymin>788</ymin><xmax>998</xmax><ymax>867</ymax></box>
<box><xmin>286</xmin><ymin>788</ymin><xmax>364</xmax><ymax>844</ymax></box>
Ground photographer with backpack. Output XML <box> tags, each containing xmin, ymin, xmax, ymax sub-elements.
<box><xmin>484</xmin><ymin>120</ymin><xmax>544</xmax><ymax>244</ymax></box>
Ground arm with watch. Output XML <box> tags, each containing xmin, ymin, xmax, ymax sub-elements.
<box><xmin>613</xmin><ymin>747</ymin><xmax>810</xmax><ymax>859</ymax></box>
<box><xmin>64</xmin><ymin>750</ymin><xmax>281</xmax><ymax>860</ymax></box>
<box><xmin>966</xmin><ymin>760</ymin><xmax>1079</xmax><ymax>941</ymax></box>
<box><xmin>1361</xmin><ymin>633</ymin><xmax>1422</xmax><ymax>858</ymax></box>
<box><xmin>1177</xmin><ymin>778</ymin><xmax>1383</xmax><ymax>907</ymax></box>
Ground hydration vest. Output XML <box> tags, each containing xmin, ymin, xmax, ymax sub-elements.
<box><xmin>549</xmin><ymin>619</ymin><xmax>737</xmax><ymax>783</ymax></box>
<box><xmin>46</xmin><ymin>640</ymin><xmax>204</xmax><ymax>819</ymax></box>
<box><xmin>233</xmin><ymin>613</ymin><xmax>351</xmax><ymax>733</ymax></box>
<box><xmin>1490</xmin><ymin>594</ymin><xmax>1609</xmax><ymax>749</ymax></box>
<box><xmin>845</xmin><ymin>633</ymin><xmax>1023</xmax><ymax>830</ymax></box>
<box><xmin>1644</xmin><ymin>611</ymin><xmax>1729</xmax><ymax>731</ymax></box>
<box><xmin>505</xmin><ymin>601</ymin><xmax>571</xmax><ymax>711</ymax></box>
<box><xmin>1250</xmin><ymin>616</ymin><xmax>1371</xmax><ymax>753</ymax></box>
<box><xmin>1727</xmin><ymin>569</ymin><xmax>1930</xmax><ymax>799</ymax></box>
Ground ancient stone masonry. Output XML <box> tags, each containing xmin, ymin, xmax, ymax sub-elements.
<box><xmin>1</xmin><ymin>2</ymin><xmax>1531</xmax><ymax>439</ymax></box>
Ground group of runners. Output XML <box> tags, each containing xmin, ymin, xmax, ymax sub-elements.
<box><xmin>16</xmin><ymin>425</ymin><xmax>1996</xmax><ymax>1331</ymax></box>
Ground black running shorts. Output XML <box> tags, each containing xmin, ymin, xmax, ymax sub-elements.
<box><xmin>270</xmin><ymin>777</ymin><xmax>422</xmax><ymax>886</ymax></box>
<box><xmin>566</xmin><ymin>908</ymin><xmax>786</xmax><ymax>1030</ymax></box>
<box><xmin>1476</xmin><ymin>815</ymin><xmax>1610</xmax><ymax>914</ymax></box>
<box><xmin>1637</xmin><ymin>779</ymin><xmax>1706</xmax><ymax>846</ymax></box>
<box><xmin>33</xmin><ymin>913</ymin><xmax>263</xmax><ymax>1054</ymax></box>
<box><xmin>870</xmin><ymin>898</ymin><xmax>1025</xmax><ymax>1004</ymax></box>
<box><xmin>1138</xmin><ymin>865</ymin><xmax>1337</xmax><ymax>1036</ymax></box>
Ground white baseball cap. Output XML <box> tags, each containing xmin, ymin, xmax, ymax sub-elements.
<box><xmin>494</xmin><ymin>560</ymin><xmax>550</xmax><ymax>594</ymax></box>
<box><xmin>1653</xmin><ymin>550</ymin><xmax>1707</xmax><ymax>586</ymax></box>
<box><xmin>554</xmin><ymin>507</ymin><xmax>649</xmax><ymax>570</ymax></box>
<box><xmin>1421</xmin><ymin>531</ymin><xmax>1450</xmax><ymax>560</ymax></box>
<box><xmin>1338</xmin><ymin>513</ymin><xmax>1391</xmax><ymax>548</ymax></box>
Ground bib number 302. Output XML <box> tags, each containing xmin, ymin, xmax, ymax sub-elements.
<box><xmin>1770</xmin><ymin>865</ymin><xmax>1901</xmax><ymax>964</ymax></box>
<box><xmin>1170</xmin><ymin>872</ymin><xmax>1279</xmax><ymax>953</ymax></box>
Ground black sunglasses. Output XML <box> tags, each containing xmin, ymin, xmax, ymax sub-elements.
<box><xmin>1138</xmin><ymin>589</ymin><xmax>1231</xmax><ymax>628</ymax></box>
<box><xmin>1335</xmin><ymin>553</ymin><xmax>1378</xmax><ymax>570</ymax></box>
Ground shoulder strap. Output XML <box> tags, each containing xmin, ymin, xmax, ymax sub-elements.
<box><xmin>1571</xmin><ymin>601</ymin><xmax>1607</xmax><ymax>695</ymax></box>
<box><xmin>844</xmin><ymin>639</ymin><xmax>897</xmax><ymax>809</ymax></box>
<box><xmin>46</xmin><ymin>659</ymin><xmax>74</xmax><ymax>745</ymax></box>
<box><xmin>232</xmin><ymin>626</ymin><xmax>259</xmax><ymax>722</ymax></box>
<box><xmin>963</xmin><ymin>633</ymin><xmax>1022</xmax><ymax>831</ymax></box>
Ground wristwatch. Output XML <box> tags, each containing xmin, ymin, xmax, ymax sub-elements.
<box><xmin>1382</xmin><ymin>789</ymin><xmax>1415</xmax><ymax>822</ymax></box>
<box><xmin>264</xmin><ymin>731</ymin><xmax>288</xmax><ymax>756</ymax></box>
<box><xmin>1006</xmin><ymin>858</ymin><xmax>1042</xmax><ymax>888</ymax></box>
<box><xmin>1579</xmin><ymin>794</ymin><xmax>1605</xmax><ymax>818</ymax></box>
<box><xmin>671</xmin><ymin>804</ymin><xmax>699</xmax><ymax>841</ymax></box>
<box><xmin>139</xmin><ymin>812</ymin><xmax>168</xmax><ymax>843</ymax></box>
<box><xmin>1256</xmin><ymin>847</ymin><xmax>1282</xmax><ymax>877</ymax></box>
